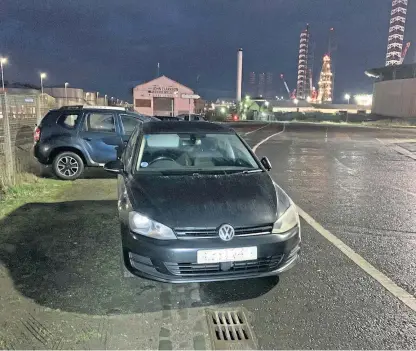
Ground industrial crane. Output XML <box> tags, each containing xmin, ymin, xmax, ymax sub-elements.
<box><xmin>280</xmin><ymin>74</ymin><xmax>296</xmax><ymax>100</ymax></box>
<box><xmin>399</xmin><ymin>42</ymin><xmax>411</xmax><ymax>64</ymax></box>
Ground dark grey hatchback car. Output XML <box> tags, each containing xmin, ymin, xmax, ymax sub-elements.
<box><xmin>105</xmin><ymin>121</ymin><xmax>301</xmax><ymax>283</ymax></box>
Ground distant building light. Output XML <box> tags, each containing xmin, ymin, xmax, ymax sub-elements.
<box><xmin>354</xmin><ymin>94</ymin><xmax>372</xmax><ymax>106</ymax></box>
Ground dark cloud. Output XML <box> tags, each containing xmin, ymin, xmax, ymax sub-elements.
<box><xmin>0</xmin><ymin>0</ymin><xmax>411</xmax><ymax>101</ymax></box>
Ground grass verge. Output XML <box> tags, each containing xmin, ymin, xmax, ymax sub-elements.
<box><xmin>0</xmin><ymin>176</ymin><xmax>72</xmax><ymax>219</ymax></box>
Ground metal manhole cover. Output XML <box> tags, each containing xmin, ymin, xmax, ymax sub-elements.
<box><xmin>206</xmin><ymin>308</ymin><xmax>258</xmax><ymax>350</ymax></box>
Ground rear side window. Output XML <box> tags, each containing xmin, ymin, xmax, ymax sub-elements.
<box><xmin>57</xmin><ymin>112</ymin><xmax>81</xmax><ymax>129</ymax></box>
<box><xmin>84</xmin><ymin>112</ymin><xmax>116</xmax><ymax>132</ymax></box>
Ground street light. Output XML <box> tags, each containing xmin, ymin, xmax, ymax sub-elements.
<box><xmin>0</xmin><ymin>57</ymin><xmax>8</xmax><ymax>91</ymax></box>
<box><xmin>293</xmin><ymin>98</ymin><xmax>299</xmax><ymax>112</ymax></box>
<box><xmin>40</xmin><ymin>73</ymin><xmax>47</xmax><ymax>95</ymax></box>
<box><xmin>344</xmin><ymin>93</ymin><xmax>351</xmax><ymax>104</ymax></box>
<box><xmin>64</xmin><ymin>82</ymin><xmax>69</xmax><ymax>104</ymax></box>
<box><xmin>104</xmin><ymin>94</ymin><xmax>107</xmax><ymax>105</ymax></box>
<box><xmin>220</xmin><ymin>107</ymin><xmax>226</xmax><ymax>114</ymax></box>
<box><xmin>265</xmin><ymin>101</ymin><xmax>269</xmax><ymax>107</ymax></box>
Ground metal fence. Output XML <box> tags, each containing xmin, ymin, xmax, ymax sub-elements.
<box><xmin>0</xmin><ymin>93</ymin><xmax>56</xmax><ymax>187</ymax></box>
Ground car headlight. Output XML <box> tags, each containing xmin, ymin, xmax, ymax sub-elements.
<box><xmin>128</xmin><ymin>211</ymin><xmax>176</xmax><ymax>240</ymax></box>
<box><xmin>272</xmin><ymin>204</ymin><xmax>299</xmax><ymax>234</ymax></box>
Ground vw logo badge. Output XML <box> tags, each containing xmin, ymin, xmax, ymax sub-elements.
<box><xmin>218</xmin><ymin>224</ymin><xmax>235</xmax><ymax>241</ymax></box>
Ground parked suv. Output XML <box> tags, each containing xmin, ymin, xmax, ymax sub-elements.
<box><xmin>34</xmin><ymin>105</ymin><xmax>156</xmax><ymax>180</ymax></box>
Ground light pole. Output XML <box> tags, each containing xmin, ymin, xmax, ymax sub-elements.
<box><xmin>64</xmin><ymin>82</ymin><xmax>69</xmax><ymax>104</ymax></box>
<box><xmin>40</xmin><ymin>73</ymin><xmax>47</xmax><ymax>96</ymax></box>
<box><xmin>104</xmin><ymin>94</ymin><xmax>107</xmax><ymax>105</ymax></box>
<box><xmin>344</xmin><ymin>94</ymin><xmax>351</xmax><ymax>123</ymax></box>
<box><xmin>96</xmin><ymin>91</ymin><xmax>99</xmax><ymax>101</ymax></box>
<box><xmin>0</xmin><ymin>57</ymin><xmax>7</xmax><ymax>91</ymax></box>
<box><xmin>294</xmin><ymin>98</ymin><xmax>299</xmax><ymax>113</ymax></box>
<box><xmin>344</xmin><ymin>93</ymin><xmax>351</xmax><ymax>104</ymax></box>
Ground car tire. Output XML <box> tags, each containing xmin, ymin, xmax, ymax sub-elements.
<box><xmin>52</xmin><ymin>151</ymin><xmax>84</xmax><ymax>180</ymax></box>
<box><xmin>120</xmin><ymin>245</ymin><xmax>135</xmax><ymax>278</ymax></box>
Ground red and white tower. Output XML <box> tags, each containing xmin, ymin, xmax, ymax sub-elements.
<box><xmin>386</xmin><ymin>0</ymin><xmax>408</xmax><ymax>66</ymax></box>
<box><xmin>296</xmin><ymin>24</ymin><xmax>310</xmax><ymax>100</ymax></box>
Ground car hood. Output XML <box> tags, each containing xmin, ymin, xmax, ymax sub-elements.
<box><xmin>128</xmin><ymin>172</ymin><xmax>279</xmax><ymax>229</ymax></box>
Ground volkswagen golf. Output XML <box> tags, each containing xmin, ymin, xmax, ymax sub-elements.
<box><xmin>104</xmin><ymin>121</ymin><xmax>301</xmax><ymax>282</ymax></box>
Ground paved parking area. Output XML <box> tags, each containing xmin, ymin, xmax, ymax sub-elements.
<box><xmin>0</xmin><ymin>123</ymin><xmax>415</xmax><ymax>349</ymax></box>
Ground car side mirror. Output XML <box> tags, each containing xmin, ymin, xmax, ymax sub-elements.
<box><xmin>260</xmin><ymin>156</ymin><xmax>272</xmax><ymax>171</ymax></box>
<box><xmin>104</xmin><ymin>159</ymin><xmax>123</xmax><ymax>174</ymax></box>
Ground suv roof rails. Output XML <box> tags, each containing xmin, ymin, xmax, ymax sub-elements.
<box><xmin>58</xmin><ymin>105</ymin><xmax>128</xmax><ymax>111</ymax></box>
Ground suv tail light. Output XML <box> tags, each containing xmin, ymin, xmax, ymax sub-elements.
<box><xmin>34</xmin><ymin>126</ymin><xmax>41</xmax><ymax>142</ymax></box>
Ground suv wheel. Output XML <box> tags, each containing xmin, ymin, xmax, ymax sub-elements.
<box><xmin>53</xmin><ymin>151</ymin><xmax>84</xmax><ymax>180</ymax></box>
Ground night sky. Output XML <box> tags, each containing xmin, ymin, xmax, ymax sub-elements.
<box><xmin>1</xmin><ymin>0</ymin><xmax>415</xmax><ymax>102</ymax></box>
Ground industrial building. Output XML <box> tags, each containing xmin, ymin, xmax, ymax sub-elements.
<box><xmin>366</xmin><ymin>63</ymin><xmax>416</xmax><ymax>118</ymax></box>
<box><xmin>133</xmin><ymin>76</ymin><xmax>197</xmax><ymax>116</ymax></box>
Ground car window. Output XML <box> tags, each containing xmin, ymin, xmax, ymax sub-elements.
<box><xmin>123</xmin><ymin>126</ymin><xmax>141</xmax><ymax>171</ymax></box>
<box><xmin>84</xmin><ymin>112</ymin><xmax>115</xmax><ymax>132</ymax></box>
<box><xmin>135</xmin><ymin>133</ymin><xmax>259</xmax><ymax>173</ymax></box>
<box><xmin>120</xmin><ymin>114</ymin><xmax>141</xmax><ymax>135</ymax></box>
<box><xmin>57</xmin><ymin>112</ymin><xmax>80</xmax><ymax>129</ymax></box>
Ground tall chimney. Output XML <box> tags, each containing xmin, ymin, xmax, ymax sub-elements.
<box><xmin>236</xmin><ymin>48</ymin><xmax>243</xmax><ymax>102</ymax></box>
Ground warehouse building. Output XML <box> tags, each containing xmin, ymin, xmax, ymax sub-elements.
<box><xmin>366</xmin><ymin>63</ymin><xmax>416</xmax><ymax>118</ymax></box>
<box><xmin>133</xmin><ymin>76</ymin><xmax>196</xmax><ymax>116</ymax></box>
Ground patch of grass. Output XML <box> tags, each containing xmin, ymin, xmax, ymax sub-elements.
<box><xmin>0</xmin><ymin>176</ymin><xmax>72</xmax><ymax>219</ymax></box>
<box><xmin>362</xmin><ymin>119</ymin><xmax>416</xmax><ymax>128</ymax></box>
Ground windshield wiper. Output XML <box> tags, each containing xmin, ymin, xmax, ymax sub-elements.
<box><xmin>229</xmin><ymin>169</ymin><xmax>264</xmax><ymax>174</ymax></box>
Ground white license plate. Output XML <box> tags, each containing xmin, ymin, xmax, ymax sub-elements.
<box><xmin>197</xmin><ymin>247</ymin><xmax>257</xmax><ymax>264</ymax></box>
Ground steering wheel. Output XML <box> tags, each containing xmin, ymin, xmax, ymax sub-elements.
<box><xmin>148</xmin><ymin>156</ymin><xmax>177</xmax><ymax>166</ymax></box>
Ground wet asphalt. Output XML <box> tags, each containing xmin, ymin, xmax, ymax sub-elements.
<box><xmin>1</xmin><ymin>122</ymin><xmax>416</xmax><ymax>349</ymax></box>
<box><xmin>233</xmin><ymin>123</ymin><xmax>416</xmax><ymax>349</ymax></box>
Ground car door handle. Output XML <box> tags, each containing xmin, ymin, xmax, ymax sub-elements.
<box><xmin>83</xmin><ymin>137</ymin><xmax>92</xmax><ymax>141</ymax></box>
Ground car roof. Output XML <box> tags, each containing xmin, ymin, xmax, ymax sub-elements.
<box><xmin>142</xmin><ymin>121</ymin><xmax>234</xmax><ymax>134</ymax></box>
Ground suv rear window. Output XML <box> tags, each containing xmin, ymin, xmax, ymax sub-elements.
<box><xmin>57</xmin><ymin>112</ymin><xmax>81</xmax><ymax>129</ymax></box>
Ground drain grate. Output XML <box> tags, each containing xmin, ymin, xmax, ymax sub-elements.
<box><xmin>206</xmin><ymin>308</ymin><xmax>257</xmax><ymax>350</ymax></box>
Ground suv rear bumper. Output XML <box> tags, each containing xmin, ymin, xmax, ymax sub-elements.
<box><xmin>33</xmin><ymin>143</ymin><xmax>50</xmax><ymax>164</ymax></box>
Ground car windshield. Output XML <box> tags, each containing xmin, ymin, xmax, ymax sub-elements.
<box><xmin>135</xmin><ymin>132</ymin><xmax>260</xmax><ymax>174</ymax></box>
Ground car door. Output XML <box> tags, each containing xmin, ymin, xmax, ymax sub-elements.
<box><xmin>79</xmin><ymin>110</ymin><xmax>122</xmax><ymax>164</ymax></box>
<box><xmin>118</xmin><ymin>113</ymin><xmax>144</xmax><ymax>144</ymax></box>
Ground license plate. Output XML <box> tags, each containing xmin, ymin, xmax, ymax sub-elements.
<box><xmin>197</xmin><ymin>247</ymin><xmax>257</xmax><ymax>264</ymax></box>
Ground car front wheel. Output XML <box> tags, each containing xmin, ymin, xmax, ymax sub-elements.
<box><xmin>52</xmin><ymin>151</ymin><xmax>84</xmax><ymax>180</ymax></box>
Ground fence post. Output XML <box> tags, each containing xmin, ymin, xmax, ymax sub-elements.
<box><xmin>36</xmin><ymin>94</ymin><xmax>42</xmax><ymax>124</ymax></box>
<box><xmin>1</xmin><ymin>92</ymin><xmax>15</xmax><ymax>185</ymax></box>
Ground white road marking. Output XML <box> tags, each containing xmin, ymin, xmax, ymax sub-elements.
<box><xmin>386</xmin><ymin>184</ymin><xmax>416</xmax><ymax>197</ymax></box>
<box><xmin>334</xmin><ymin>156</ymin><xmax>354</xmax><ymax>173</ymax></box>
<box><xmin>297</xmin><ymin>206</ymin><xmax>416</xmax><ymax>312</ymax></box>
<box><xmin>392</xmin><ymin>145</ymin><xmax>416</xmax><ymax>160</ymax></box>
<box><xmin>244</xmin><ymin>122</ymin><xmax>271</xmax><ymax>136</ymax></box>
<box><xmin>252</xmin><ymin>124</ymin><xmax>285</xmax><ymax>153</ymax></box>
<box><xmin>376</xmin><ymin>137</ymin><xmax>416</xmax><ymax>160</ymax></box>
<box><xmin>254</xmin><ymin>128</ymin><xmax>416</xmax><ymax>312</ymax></box>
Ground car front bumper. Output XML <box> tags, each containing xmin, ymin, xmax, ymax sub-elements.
<box><xmin>121</xmin><ymin>224</ymin><xmax>301</xmax><ymax>283</ymax></box>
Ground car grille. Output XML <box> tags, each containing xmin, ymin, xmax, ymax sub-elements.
<box><xmin>164</xmin><ymin>254</ymin><xmax>284</xmax><ymax>276</ymax></box>
<box><xmin>174</xmin><ymin>224</ymin><xmax>273</xmax><ymax>239</ymax></box>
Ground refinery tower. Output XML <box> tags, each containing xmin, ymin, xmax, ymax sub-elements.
<box><xmin>386</xmin><ymin>0</ymin><xmax>408</xmax><ymax>66</ymax></box>
<box><xmin>296</xmin><ymin>25</ymin><xmax>311</xmax><ymax>100</ymax></box>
